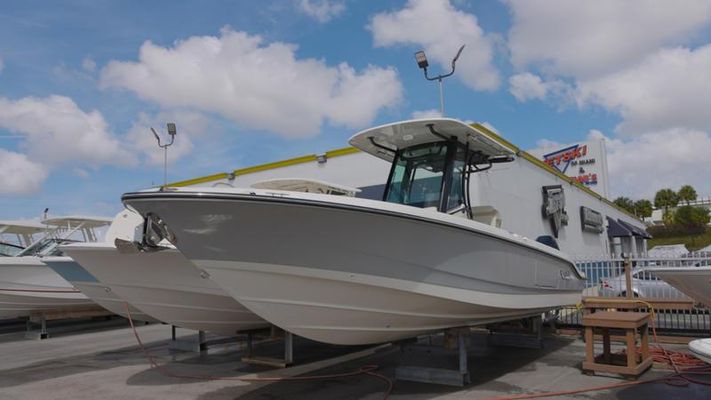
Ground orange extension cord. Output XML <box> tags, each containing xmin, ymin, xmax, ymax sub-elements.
<box><xmin>123</xmin><ymin>303</ymin><xmax>394</xmax><ymax>399</ymax></box>
<box><xmin>124</xmin><ymin>301</ymin><xmax>710</xmax><ymax>400</ymax></box>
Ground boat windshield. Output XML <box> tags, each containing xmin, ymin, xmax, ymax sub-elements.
<box><xmin>0</xmin><ymin>242</ymin><xmax>24</xmax><ymax>257</ymax></box>
<box><xmin>15</xmin><ymin>238</ymin><xmax>77</xmax><ymax>257</ymax></box>
<box><xmin>384</xmin><ymin>142</ymin><xmax>465</xmax><ymax>211</ymax></box>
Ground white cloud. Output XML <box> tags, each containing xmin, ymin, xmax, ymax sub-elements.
<box><xmin>509</xmin><ymin>73</ymin><xmax>547</xmax><ymax>102</ymax></box>
<box><xmin>0</xmin><ymin>149</ymin><xmax>48</xmax><ymax>195</ymax></box>
<box><xmin>0</xmin><ymin>95</ymin><xmax>136</xmax><ymax>167</ymax></box>
<box><xmin>100</xmin><ymin>28</ymin><xmax>402</xmax><ymax>137</ymax></box>
<box><xmin>370</xmin><ymin>0</ymin><xmax>500</xmax><ymax>91</ymax></box>
<box><xmin>411</xmin><ymin>109</ymin><xmax>442</xmax><ymax>119</ymax></box>
<box><xmin>534</xmin><ymin>138</ymin><xmax>563</xmax><ymax>150</ymax></box>
<box><xmin>298</xmin><ymin>0</ymin><xmax>345</xmax><ymax>23</ymax></box>
<box><xmin>506</xmin><ymin>0</ymin><xmax>711</xmax><ymax>79</ymax></box>
<box><xmin>589</xmin><ymin>129</ymin><xmax>711</xmax><ymax>198</ymax></box>
<box><xmin>576</xmin><ymin>45</ymin><xmax>711</xmax><ymax>135</ymax></box>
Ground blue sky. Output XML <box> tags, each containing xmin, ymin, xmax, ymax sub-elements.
<box><xmin>2</xmin><ymin>0</ymin><xmax>711</xmax><ymax>219</ymax></box>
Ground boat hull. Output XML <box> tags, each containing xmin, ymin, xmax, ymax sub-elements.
<box><xmin>42</xmin><ymin>257</ymin><xmax>157</xmax><ymax>322</ymax></box>
<box><xmin>125</xmin><ymin>192</ymin><xmax>584</xmax><ymax>345</ymax></box>
<box><xmin>0</xmin><ymin>257</ymin><xmax>93</xmax><ymax>318</ymax></box>
<box><xmin>62</xmin><ymin>244</ymin><xmax>268</xmax><ymax>335</ymax></box>
<box><xmin>652</xmin><ymin>267</ymin><xmax>711</xmax><ymax>307</ymax></box>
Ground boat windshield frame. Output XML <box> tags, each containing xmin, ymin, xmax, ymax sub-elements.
<box><xmin>15</xmin><ymin>238</ymin><xmax>78</xmax><ymax>257</ymax></box>
<box><xmin>382</xmin><ymin>140</ymin><xmax>465</xmax><ymax>213</ymax></box>
<box><xmin>0</xmin><ymin>241</ymin><xmax>24</xmax><ymax>257</ymax></box>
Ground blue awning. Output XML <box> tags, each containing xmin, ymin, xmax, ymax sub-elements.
<box><xmin>618</xmin><ymin>219</ymin><xmax>653</xmax><ymax>239</ymax></box>
<box><xmin>606</xmin><ymin>216</ymin><xmax>632</xmax><ymax>238</ymax></box>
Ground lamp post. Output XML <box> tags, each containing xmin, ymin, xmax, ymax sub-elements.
<box><xmin>151</xmin><ymin>123</ymin><xmax>177</xmax><ymax>187</ymax></box>
<box><xmin>414</xmin><ymin>45</ymin><xmax>465</xmax><ymax>116</ymax></box>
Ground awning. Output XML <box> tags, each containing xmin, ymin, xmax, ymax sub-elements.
<box><xmin>618</xmin><ymin>219</ymin><xmax>653</xmax><ymax>239</ymax></box>
<box><xmin>606</xmin><ymin>216</ymin><xmax>632</xmax><ymax>238</ymax></box>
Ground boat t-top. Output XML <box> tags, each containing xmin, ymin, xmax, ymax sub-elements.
<box><xmin>122</xmin><ymin>118</ymin><xmax>586</xmax><ymax>345</ymax></box>
<box><xmin>0</xmin><ymin>221</ymin><xmax>47</xmax><ymax>257</ymax></box>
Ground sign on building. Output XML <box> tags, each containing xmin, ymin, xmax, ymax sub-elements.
<box><xmin>528</xmin><ymin>138</ymin><xmax>610</xmax><ymax>198</ymax></box>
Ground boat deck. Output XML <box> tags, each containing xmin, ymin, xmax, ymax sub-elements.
<box><xmin>0</xmin><ymin>320</ymin><xmax>708</xmax><ymax>400</ymax></box>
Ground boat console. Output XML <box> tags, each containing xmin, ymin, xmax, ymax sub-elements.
<box><xmin>349</xmin><ymin>118</ymin><xmax>515</xmax><ymax>220</ymax></box>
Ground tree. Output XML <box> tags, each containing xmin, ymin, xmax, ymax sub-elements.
<box><xmin>678</xmin><ymin>185</ymin><xmax>697</xmax><ymax>205</ymax></box>
<box><xmin>613</xmin><ymin>197</ymin><xmax>635</xmax><ymax>214</ymax></box>
<box><xmin>673</xmin><ymin>205</ymin><xmax>710</xmax><ymax>234</ymax></box>
<box><xmin>654</xmin><ymin>188</ymin><xmax>679</xmax><ymax>213</ymax></box>
<box><xmin>633</xmin><ymin>199</ymin><xmax>653</xmax><ymax>218</ymax></box>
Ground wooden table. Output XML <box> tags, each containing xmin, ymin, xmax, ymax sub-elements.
<box><xmin>582</xmin><ymin>311</ymin><xmax>652</xmax><ymax>377</ymax></box>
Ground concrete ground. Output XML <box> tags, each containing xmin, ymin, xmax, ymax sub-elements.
<box><xmin>0</xmin><ymin>318</ymin><xmax>709</xmax><ymax>400</ymax></box>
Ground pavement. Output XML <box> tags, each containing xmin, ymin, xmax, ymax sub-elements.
<box><xmin>0</xmin><ymin>318</ymin><xmax>709</xmax><ymax>400</ymax></box>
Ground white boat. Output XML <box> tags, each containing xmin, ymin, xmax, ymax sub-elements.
<box><xmin>0</xmin><ymin>221</ymin><xmax>47</xmax><ymax>257</ymax></box>
<box><xmin>652</xmin><ymin>266</ymin><xmax>711</xmax><ymax>364</ymax></box>
<box><xmin>651</xmin><ymin>267</ymin><xmax>711</xmax><ymax>308</ymax></box>
<box><xmin>0</xmin><ymin>216</ymin><xmax>111</xmax><ymax>318</ymax></box>
<box><xmin>58</xmin><ymin>209</ymin><xmax>267</xmax><ymax>335</ymax></box>
<box><xmin>122</xmin><ymin>118</ymin><xmax>586</xmax><ymax>345</ymax></box>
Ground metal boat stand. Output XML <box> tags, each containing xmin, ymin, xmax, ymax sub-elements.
<box><xmin>168</xmin><ymin>326</ymin><xmax>208</xmax><ymax>352</ymax></box>
<box><xmin>487</xmin><ymin>315</ymin><xmax>544</xmax><ymax>349</ymax></box>
<box><xmin>395</xmin><ymin>327</ymin><xmax>472</xmax><ymax>387</ymax></box>
<box><xmin>24</xmin><ymin>306</ymin><xmax>113</xmax><ymax>340</ymax></box>
<box><xmin>241</xmin><ymin>326</ymin><xmax>294</xmax><ymax>368</ymax></box>
<box><xmin>25</xmin><ymin>315</ymin><xmax>49</xmax><ymax>340</ymax></box>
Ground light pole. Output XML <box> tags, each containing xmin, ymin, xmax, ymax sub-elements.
<box><xmin>151</xmin><ymin>123</ymin><xmax>177</xmax><ymax>187</ymax></box>
<box><xmin>414</xmin><ymin>45</ymin><xmax>465</xmax><ymax>116</ymax></box>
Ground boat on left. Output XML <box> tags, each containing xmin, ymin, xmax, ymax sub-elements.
<box><xmin>0</xmin><ymin>216</ymin><xmax>110</xmax><ymax>318</ymax></box>
<box><xmin>0</xmin><ymin>220</ymin><xmax>46</xmax><ymax>256</ymax></box>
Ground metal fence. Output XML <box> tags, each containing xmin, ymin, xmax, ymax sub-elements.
<box><xmin>557</xmin><ymin>255</ymin><xmax>711</xmax><ymax>336</ymax></box>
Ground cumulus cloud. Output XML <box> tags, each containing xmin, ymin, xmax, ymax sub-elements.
<box><xmin>0</xmin><ymin>95</ymin><xmax>136</xmax><ymax>166</ymax></box>
<box><xmin>0</xmin><ymin>149</ymin><xmax>48</xmax><ymax>195</ymax></box>
<box><xmin>509</xmin><ymin>73</ymin><xmax>547</xmax><ymax>101</ymax></box>
<box><xmin>100</xmin><ymin>28</ymin><xmax>402</xmax><ymax>137</ymax></box>
<box><xmin>411</xmin><ymin>109</ymin><xmax>442</xmax><ymax>119</ymax></box>
<box><xmin>370</xmin><ymin>0</ymin><xmax>500</xmax><ymax>91</ymax></box>
<box><xmin>576</xmin><ymin>45</ymin><xmax>711</xmax><ymax>135</ymax></box>
<box><xmin>589</xmin><ymin>129</ymin><xmax>711</xmax><ymax>198</ymax></box>
<box><xmin>534</xmin><ymin>138</ymin><xmax>563</xmax><ymax>150</ymax></box>
<box><xmin>298</xmin><ymin>0</ymin><xmax>345</xmax><ymax>23</ymax></box>
<box><xmin>506</xmin><ymin>0</ymin><xmax>711</xmax><ymax>79</ymax></box>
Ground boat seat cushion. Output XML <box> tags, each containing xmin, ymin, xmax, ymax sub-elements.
<box><xmin>471</xmin><ymin>206</ymin><xmax>501</xmax><ymax>228</ymax></box>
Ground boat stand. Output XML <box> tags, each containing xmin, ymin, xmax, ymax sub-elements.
<box><xmin>488</xmin><ymin>316</ymin><xmax>544</xmax><ymax>349</ymax></box>
<box><xmin>24</xmin><ymin>306</ymin><xmax>113</xmax><ymax>340</ymax></box>
<box><xmin>168</xmin><ymin>326</ymin><xmax>208</xmax><ymax>353</ymax></box>
<box><xmin>395</xmin><ymin>328</ymin><xmax>472</xmax><ymax>387</ymax></box>
<box><xmin>241</xmin><ymin>326</ymin><xmax>294</xmax><ymax>368</ymax></box>
<box><xmin>25</xmin><ymin>315</ymin><xmax>49</xmax><ymax>340</ymax></box>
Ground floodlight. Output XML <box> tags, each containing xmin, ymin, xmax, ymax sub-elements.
<box><xmin>167</xmin><ymin>122</ymin><xmax>177</xmax><ymax>136</ymax></box>
<box><xmin>414</xmin><ymin>44</ymin><xmax>466</xmax><ymax>116</ymax></box>
<box><xmin>414</xmin><ymin>51</ymin><xmax>428</xmax><ymax>69</ymax></box>
<box><xmin>150</xmin><ymin>123</ymin><xmax>178</xmax><ymax>187</ymax></box>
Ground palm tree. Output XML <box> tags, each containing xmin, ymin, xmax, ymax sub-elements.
<box><xmin>654</xmin><ymin>188</ymin><xmax>679</xmax><ymax>212</ymax></box>
<box><xmin>633</xmin><ymin>199</ymin><xmax>653</xmax><ymax>218</ymax></box>
<box><xmin>678</xmin><ymin>185</ymin><xmax>697</xmax><ymax>205</ymax></box>
<box><xmin>613</xmin><ymin>197</ymin><xmax>635</xmax><ymax>214</ymax></box>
